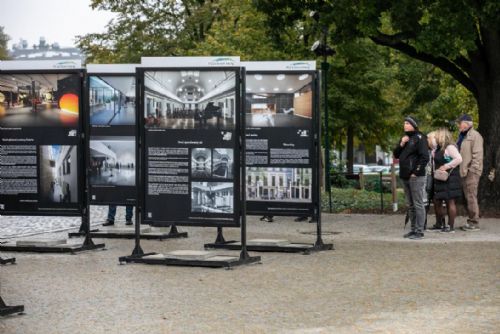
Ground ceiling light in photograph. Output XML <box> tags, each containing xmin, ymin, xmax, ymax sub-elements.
<box><xmin>276</xmin><ymin>74</ymin><xmax>285</xmax><ymax>80</ymax></box>
<box><xmin>247</xmin><ymin>88</ymin><xmax>252</xmax><ymax>91</ymax></box>
<box><xmin>273</xmin><ymin>87</ymin><xmax>279</xmax><ymax>91</ymax></box>
<box><xmin>195</xmin><ymin>79</ymin><xmax>199</xmax><ymax>83</ymax></box>
<box><xmin>254</xmin><ymin>74</ymin><xmax>263</xmax><ymax>80</ymax></box>
<box><xmin>299</xmin><ymin>74</ymin><xmax>309</xmax><ymax>81</ymax></box>
<box><xmin>182</xmin><ymin>79</ymin><xmax>185</xmax><ymax>83</ymax></box>
<box><xmin>287</xmin><ymin>88</ymin><xmax>293</xmax><ymax>91</ymax></box>
<box><xmin>260</xmin><ymin>87</ymin><xmax>265</xmax><ymax>91</ymax></box>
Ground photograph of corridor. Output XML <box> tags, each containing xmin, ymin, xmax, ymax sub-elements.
<box><xmin>245</xmin><ymin>73</ymin><xmax>312</xmax><ymax>128</ymax></box>
<box><xmin>191</xmin><ymin>182</ymin><xmax>234</xmax><ymax>213</ymax></box>
<box><xmin>0</xmin><ymin>74</ymin><xmax>80</xmax><ymax>127</ymax></box>
<box><xmin>191</xmin><ymin>148</ymin><xmax>212</xmax><ymax>178</ymax></box>
<box><xmin>89</xmin><ymin>76</ymin><xmax>136</xmax><ymax>126</ymax></box>
<box><xmin>39</xmin><ymin>145</ymin><xmax>78</xmax><ymax>204</ymax></box>
<box><xmin>89</xmin><ymin>136</ymin><xmax>136</xmax><ymax>186</ymax></box>
<box><xmin>144</xmin><ymin>70</ymin><xmax>236</xmax><ymax>130</ymax></box>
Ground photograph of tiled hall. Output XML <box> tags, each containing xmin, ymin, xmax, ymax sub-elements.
<box><xmin>144</xmin><ymin>70</ymin><xmax>236</xmax><ymax>130</ymax></box>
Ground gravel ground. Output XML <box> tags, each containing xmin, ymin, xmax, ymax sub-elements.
<box><xmin>0</xmin><ymin>213</ymin><xmax>499</xmax><ymax>334</ymax></box>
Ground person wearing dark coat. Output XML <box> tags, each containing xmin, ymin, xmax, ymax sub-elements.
<box><xmin>430</xmin><ymin>128</ymin><xmax>463</xmax><ymax>233</ymax></box>
<box><xmin>393</xmin><ymin>116</ymin><xmax>430</xmax><ymax>240</ymax></box>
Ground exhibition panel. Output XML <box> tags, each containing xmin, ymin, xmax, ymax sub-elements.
<box><xmin>140</xmin><ymin>66</ymin><xmax>242</xmax><ymax>227</ymax></box>
<box><xmin>0</xmin><ymin>61</ymin><xmax>84</xmax><ymax>216</ymax></box>
<box><xmin>86</xmin><ymin>64</ymin><xmax>138</xmax><ymax>205</ymax></box>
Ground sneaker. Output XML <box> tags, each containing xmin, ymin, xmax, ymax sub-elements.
<box><xmin>426</xmin><ymin>224</ymin><xmax>443</xmax><ymax>232</ymax></box>
<box><xmin>461</xmin><ymin>224</ymin><xmax>480</xmax><ymax>232</ymax></box>
<box><xmin>440</xmin><ymin>226</ymin><xmax>455</xmax><ymax>233</ymax></box>
<box><xmin>261</xmin><ymin>216</ymin><xmax>274</xmax><ymax>223</ymax></box>
<box><xmin>294</xmin><ymin>216</ymin><xmax>308</xmax><ymax>222</ymax></box>
<box><xmin>125</xmin><ymin>220</ymin><xmax>133</xmax><ymax>226</ymax></box>
<box><xmin>409</xmin><ymin>232</ymin><xmax>424</xmax><ymax>240</ymax></box>
<box><xmin>404</xmin><ymin>231</ymin><xmax>416</xmax><ymax>238</ymax></box>
<box><xmin>103</xmin><ymin>219</ymin><xmax>114</xmax><ymax>226</ymax></box>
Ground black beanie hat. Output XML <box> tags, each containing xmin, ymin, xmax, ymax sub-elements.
<box><xmin>405</xmin><ymin>116</ymin><xmax>418</xmax><ymax>129</ymax></box>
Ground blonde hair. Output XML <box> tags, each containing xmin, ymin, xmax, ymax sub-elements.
<box><xmin>435</xmin><ymin>128</ymin><xmax>455</xmax><ymax>150</ymax></box>
<box><xmin>427</xmin><ymin>131</ymin><xmax>437</xmax><ymax>149</ymax></box>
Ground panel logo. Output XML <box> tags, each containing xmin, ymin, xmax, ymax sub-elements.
<box><xmin>297</xmin><ymin>129</ymin><xmax>309</xmax><ymax>137</ymax></box>
<box><xmin>68</xmin><ymin>129</ymin><xmax>77</xmax><ymax>137</ymax></box>
<box><xmin>208</xmin><ymin>57</ymin><xmax>236</xmax><ymax>66</ymax></box>
<box><xmin>53</xmin><ymin>61</ymin><xmax>79</xmax><ymax>69</ymax></box>
<box><xmin>286</xmin><ymin>62</ymin><xmax>312</xmax><ymax>70</ymax></box>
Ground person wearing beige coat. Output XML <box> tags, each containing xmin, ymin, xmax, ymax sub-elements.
<box><xmin>456</xmin><ymin>114</ymin><xmax>483</xmax><ymax>231</ymax></box>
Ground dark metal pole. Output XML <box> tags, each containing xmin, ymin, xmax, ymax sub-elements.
<box><xmin>132</xmin><ymin>73</ymin><xmax>143</xmax><ymax>256</ymax></box>
<box><xmin>322</xmin><ymin>26</ymin><xmax>332</xmax><ymax>213</ymax></box>
<box><xmin>380</xmin><ymin>171</ymin><xmax>384</xmax><ymax>213</ymax></box>
<box><xmin>240</xmin><ymin>70</ymin><xmax>250</xmax><ymax>261</ymax></box>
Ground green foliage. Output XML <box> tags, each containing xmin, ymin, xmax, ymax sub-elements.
<box><xmin>321</xmin><ymin>188</ymin><xmax>406</xmax><ymax>213</ymax></box>
<box><xmin>189</xmin><ymin>0</ymin><xmax>287</xmax><ymax>60</ymax></box>
<box><xmin>328</xmin><ymin>39</ymin><xmax>399</xmax><ymax>152</ymax></box>
<box><xmin>78</xmin><ymin>0</ymin><xmax>219</xmax><ymax>63</ymax></box>
<box><xmin>0</xmin><ymin>26</ymin><xmax>9</xmax><ymax>60</ymax></box>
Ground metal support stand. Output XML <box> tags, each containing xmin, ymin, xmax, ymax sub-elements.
<box><xmin>68</xmin><ymin>224</ymin><xmax>187</xmax><ymax>240</ymax></box>
<box><xmin>131</xmin><ymin>206</ymin><xmax>144</xmax><ymax>257</ymax></box>
<box><xmin>0</xmin><ymin>210</ymin><xmax>105</xmax><ymax>254</ymax></box>
<box><xmin>0</xmin><ymin>257</ymin><xmax>16</xmax><ymax>265</ymax></box>
<box><xmin>166</xmin><ymin>225</ymin><xmax>188</xmax><ymax>239</ymax></box>
<box><xmin>0</xmin><ymin>297</ymin><xmax>24</xmax><ymax>316</ymax></box>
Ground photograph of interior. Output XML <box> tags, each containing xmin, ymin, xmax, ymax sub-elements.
<box><xmin>39</xmin><ymin>145</ymin><xmax>78</xmax><ymax>203</ymax></box>
<box><xmin>144</xmin><ymin>70</ymin><xmax>236</xmax><ymax>130</ymax></box>
<box><xmin>0</xmin><ymin>74</ymin><xmax>79</xmax><ymax>127</ymax></box>
<box><xmin>89</xmin><ymin>76</ymin><xmax>136</xmax><ymax>126</ymax></box>
<box><xmin>191</xmin><ymin>182</ymin><xmax>234</xmax><ymax>213</ymax></box>
<box><xmin>245</xmin><ymin>73</ymin><xmax>313</xmax><ymax>127</ymax></box>
<box><xmin>89</xmin><ymin>136</ymin><xmax>136</xmax><ymax>186</ymax></box>
<box><xmin>212</xmin><ymin>148</ymin><xmax>234</xmax><ymax>179</ymax></box>
<box><xmin>246</xmin><ymin>167</ymin><xmax>312</xmax><ymax>202</ymax></box>
<box><xmin>191</xmin><ymin>148</ymin><xmax>212</xmax><ymax>178</ymax></box>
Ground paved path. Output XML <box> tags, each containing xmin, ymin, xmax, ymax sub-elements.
<box><xmin>0</xmin><ymin>213</ymin><xmax>498</xmax><ymax>333</ymax></box>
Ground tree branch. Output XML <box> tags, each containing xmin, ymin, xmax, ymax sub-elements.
<box><xmin>370</xmin><ymin>32</ymin><xmax>478</xmax><ymax>97</ymax></box>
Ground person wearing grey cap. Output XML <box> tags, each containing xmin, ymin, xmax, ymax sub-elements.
<box><xmin>393</xmin><ymin>116</ymin><xmax>430</xmax><ymax>240</ymax></box>
<box><xmin>456</xmin><ymin>114</ymin><xmax>483</xmax><ymax>231</ymax></box>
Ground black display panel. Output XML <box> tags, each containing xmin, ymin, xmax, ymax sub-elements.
<box><xmin>87</xmin><ymin>74</ymin><xmax>137</xmax><ymax>205</ymax></box>
<box><xmin>245</xmin><ymin>71</ymin><xmax>319</xmax><ymax>216</ymax></box>
<box><xmin>141</xmin><ymin>68</ymin><xmax>241</xmax><ymax>227</ymax></box>
<box><xmin>0</xmin><ymin>71</ymin><xmax>83</xmax><ymax>215</ymax></box>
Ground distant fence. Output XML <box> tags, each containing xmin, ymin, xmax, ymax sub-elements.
<box><xmin>327</xmin><ymin>165</ymin><xmax>400</xmax><ymax>213</ymax></box>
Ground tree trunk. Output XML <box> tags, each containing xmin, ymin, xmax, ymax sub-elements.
<box><xmin>475</xmin><ymin>81</ymin><xmax>500</xmax><ymax>213</ymax></box>
<box><xmin>347</xmin><ymin>125</ymin><xmax>354</xmax><ymax>174</ymax></box>
<box><xmin>468</xmin><ymin>28</ymin><xmax>500</xmax><ymax>214</ymax></box>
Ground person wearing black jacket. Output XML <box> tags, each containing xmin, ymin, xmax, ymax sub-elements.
<box><xmin>393</xmin><ymin>116</ymin><xmax>430</xmax><ymax>240</ymax></box>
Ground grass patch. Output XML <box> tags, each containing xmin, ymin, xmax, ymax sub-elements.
<box><xmin>321</xmin><ymin>188</ymin><xmax>406</xmax><ymax>213</ymax></box>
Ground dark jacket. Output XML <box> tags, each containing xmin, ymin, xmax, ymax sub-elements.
<box><xmin>393</xmin><ymin>131</ymin><xmax>429</xmax><ymax>179</ymax></box>
<box><xmin>433</xmin><ymin>147</ymin><xmax>462</xmax><ymax>200</ymax></box>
